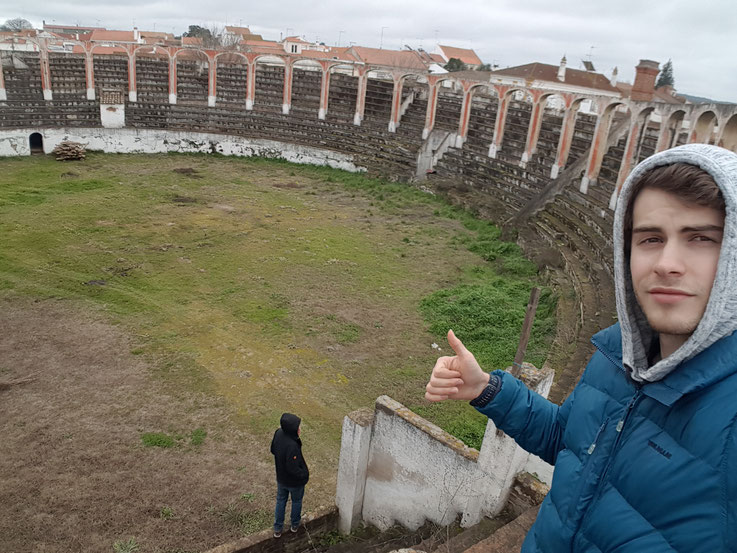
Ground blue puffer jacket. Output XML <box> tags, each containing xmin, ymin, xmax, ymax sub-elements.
<box><xmin>477</xmin><ymin>323</ymin><xmax>737</xmax><ymax>553</ymax></box>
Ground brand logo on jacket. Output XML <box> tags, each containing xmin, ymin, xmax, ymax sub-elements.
<box><xmin>647</xmin><ymin>439</ymin><xmax>672</xmax><ymax>459</ymax></box>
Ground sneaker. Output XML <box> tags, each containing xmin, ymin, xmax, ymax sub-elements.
<box><xmin>273</xmin><ymin>530</ymin><xmax>282</xmax><ymax>538</ymax></box>
<box><xmin>290</xmin><ymin>524</ymin><xmax>299</xmax><ymax>533</ymax></box>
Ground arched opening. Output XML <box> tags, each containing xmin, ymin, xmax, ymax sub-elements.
<box><xmin>175</xmin><ymin>49</ymin><xmax>210</xmax><ymax>104</ymax></box>
<box><xmin>215</xmin><ymin>52</ymin><xmax>248</xmax><ymax>105</ymax></box>
<box><xmin>465</xmin><ymin>84</ymin><xmax>498</xmax><ymax>154</ymax></box>
<box><xmin>434</xmin><ymin>78</ymin><xmax>465</xmax><ymax>133</ymax></box>
<box><xmin>327</xmin><ymin>63</ymin><xmax>358</xmax><ymax>123</ymax></box>
<box><xmin>363</xmin><ymin>69</ymin><xmax>395</xmax><ymax>126</ymax></box>
<box><xmin>395</xmin><ymin>74</ymin><xmax>428</xmax><ymax>137</ymax></box>
<box><xmin>719</xmin><ymin>113</ymin><xmax>737</xmax><ymax>153</ymax></box>
<box><xmin>254</xmin><ymin>55</ymin><xmax>286</xmax><ymax>113</ymax></box>
<box><xmin>135</xmin><ymin>47</ymin><xmax>170</xmax><ymax>103</ymax></box>
<box><xmin>291</xmin><ymin>59</ymin><xmax>323</xmax><ymax>115</ymax></box>
<box><xmin>29</xmin><ymin>132</ymin><xmax>43</xmax><ymax>154</ymax></box>
<box><xmin>691</xmin><ymin>110</ymin><xmax>718</xmax><ymax>144</ymax></box>
<box><xmin>92</xmin><ymin>45</ymin><xmax>129</xmax><ymax>96</ymax></box>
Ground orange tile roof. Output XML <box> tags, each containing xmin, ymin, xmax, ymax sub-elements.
<box><xmin>284</xmin><ymin>36</ymin><xmax>309</xmax><ymax>43</ymax></box>
<box><xmin>349</xmin><ymin>46</ymin><xmax>427</xmax><ymax>70</ymax></box>
<box><xmin>616</xmin><ymin>82</ymin><xmax>686</xmax><ymax>105</ymax></box>
<box><xmin>225</xmin><ymin>26</ymin><xmax>252</xmax><ymax>34</ymax></box>
<box><xmin>491</xmin><ymin>62</ymin><xmax>619</xmax><ymax>93</ymax></box>
<box><xmin>182</xmin><ymin>37</ymin><xmax>203</xmax><ymax>46</ymax></box>
<box><xmin>438</xmin><ymin>45</ymin><xmax>482</xmax><ymax>66</ymax></box>
<box><xmin>90</xmin><ymin>30</ymin><xmax>137</xmax><ymax>42</ymax></box>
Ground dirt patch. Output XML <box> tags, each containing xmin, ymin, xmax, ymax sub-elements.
<box><xmin>173</xmin><ymin>167</ymin><xmax>203</xmax><ymax>178</ymax></box>
<box><xmin>0</xmin><ymin>298</ymin><xmax>329</xmax><ymax>552</ymax></box>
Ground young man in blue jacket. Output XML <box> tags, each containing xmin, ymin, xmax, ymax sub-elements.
<box><xmin>425</xmin><ymin>143</ymin><xmax>737</xmax><ymax>552</ymax></box>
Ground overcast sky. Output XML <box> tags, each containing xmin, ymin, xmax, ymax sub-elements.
<box><xmin>4</xmin><ymin>0</ymin><xmax>736</xmax><ymax>103</ymax></box>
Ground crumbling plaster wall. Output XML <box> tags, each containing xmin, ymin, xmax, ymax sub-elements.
<box><xmin>0</xmin><ymin>128</ymin><xmax>368</xmax><ymax>173</ymax></box>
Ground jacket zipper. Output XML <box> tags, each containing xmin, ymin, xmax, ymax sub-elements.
<box><xmin>571</xmin><ymin>388</ymin><xmax>643</xmax><ymax>548</ymax></box>
<box><xmin>597</xmin><ymin>389</ymin><xmax>642</xmax><ymax>485</ymax></box>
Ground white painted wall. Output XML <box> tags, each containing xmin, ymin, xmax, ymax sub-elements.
<box><xmin>360</xmin><ymin>396</ymin><xmax>482</xmax><ymax>531</ymax></box>
<box><xmin>100</xmin><ymin>104</ymin><xmax>125</xmax><ymax>128</ymax></box>
<box><xmin>336</xmin><ymin>365</ymin><xmax>555</xmax><ymax>533</ymax></box>
<box><xmin>0</xmin><ymin>128</ymin><xmax>368</xmax><ymax>173</ymax></box>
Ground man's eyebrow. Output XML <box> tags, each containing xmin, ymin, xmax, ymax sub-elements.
<box><xmin>632</xmin><ymin>224</ymin><xmax>723</xmax><ymax>234</ymax></box>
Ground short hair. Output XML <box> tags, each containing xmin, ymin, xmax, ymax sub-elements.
<box><xmin>624</xmin><ymin>163</ymin><xmax>725</xmax><ymax>252</ymax></box>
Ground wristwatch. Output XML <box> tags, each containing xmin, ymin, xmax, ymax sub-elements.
<box><xmin>469</xmin><ymin>373</ymin><xmax>502</xmax><ymax>407</ymax></box>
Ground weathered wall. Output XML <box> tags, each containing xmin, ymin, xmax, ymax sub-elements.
<box><xmin>0</xmin><ymin>127</ymin><xmax>367</xmax><ymax>172</ymax></box>
<box><xmin>337</xmin><ymin>365</ymin><xmax>555</xmax><ymax>533</ymax></box>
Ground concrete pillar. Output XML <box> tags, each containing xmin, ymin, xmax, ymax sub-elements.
<box><xmin>615</xmin><ymin>111</ymin><xmax>650</xmax><ymax>193</ymax></box>
<box><xmin>422</xmin><ymin>83</ymin><xmax>439</xmax><ymax>139</ymax></box>
<box><xmin>127</xmin><ymin>52</ymin><xmax>137</xmax><ymax>102</ymax></box>
<box><xmin>551</xmin><ymin>98</ymin><xmax>579</xmax><ymax>179</ymax></box>
<box><xmin>246</xmin><ymin>61</ymin><xmax>256</xmax><ymax>110</ymax></box>
<box><xmin>388</xmin><ymin>76</ymin><xmax>403</xmax><ymax>133</ymax></box>
<box><xmin>655</xmin><ymin>112</ymin><xmax>677</xmax><ymax>152</ymax></box>
<box><xmin>353</xmin><ymin>70</ymin><xmax>368</xmax><ymax>126</ymax></box>
<box><xmin>85</xmin><ymin>53</ymin><xmax>95</xmax><ymax>100</ymax></box>
<box><xmin>580</xmin><ymin>104</ymin><xmax>615</xmax><ymax>193</ymax></box>
<box><xmin>476</xmin><ymin>364</ymin><xmax>554</xmax><ymax>518</ymax></box>
<box><xmin>520</xmin><ymin>90</ymin><xmax>546</xmax><ymax>166</ymax></box>
<box><xmin>168</xmin><ymin>56</ymin><xmax>177</xmax><ymax>104</ymax></box>
<box><xmin>488</xmin><ymin>86</ymin><xmax>510</xmax><ymax>158</ymax></box>
<box><xmin>455</xmin><ymin>84</ymin><xmax>474</xmax><ymax>148</ymax></box>
<box><xmin>318</xmin><ymin>66</ymin><xmax>330</xmax><ymax>120</ymax></box>
<box><xmin>0</xmin><ymin>59</ymin><xmax>6</xmax><ymax>101</ymax></box>
<box><xmin>335</xmin><ymin>409</ymin><xmax>374</xmax><ymax>534</ymax></box>
<box><xmin>39</xmin><ymin>42</ymin><xmax>53</xmax><ymax>101</ymax></box>
<box><xmin>208</xmin><ymin>57</ymin><xmax>217</xmax><ymax>107</ymax></box>
<box><xmin>282</xmin><ymin>62</ymin><xmax>293</xmax><ymax>115</ymax></box>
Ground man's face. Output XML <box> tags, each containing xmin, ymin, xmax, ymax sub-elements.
<box><xmin>630</xmin><ymin>188</ymin><xmax>724</xmax><ymax>342</ymax></box>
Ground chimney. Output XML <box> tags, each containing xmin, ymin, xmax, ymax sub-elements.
<box><xmin>133</xmin><ymin>26</ymin><xmax>140</xmax><ymax>42</ymax></box>
<box><xmin>610</xmin><ymin>66</ymin><xmax>618</xmax><ymax>87</ymax></box>
<box><xmin>631</xmin><ymin>59</ymin><xmax>659</xmax><ymax>102</ymax></box>
<box><xmin>557</xmin><ymin>55</ymin><xmax>567</xmax><ymax>81</ymax></box>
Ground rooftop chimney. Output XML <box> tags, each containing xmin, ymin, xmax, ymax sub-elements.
<box><xmin>631</xmin><ymin>59</ymin><xmax>659</xmax><ymax>102</ymax></box>
<box><xmin>557</xmin><ymin>55</ymin><xmax>567</xmax><ymax>81</ymax></box>
<box><xmin>610</xmin><ymin>66</ymin><xmax>618</xmax><ymax>87</ymax></box>
<box><xmin>133</xmin><ymin>26</ymin><xmax>140</xmax><ymax>42</ymax></box>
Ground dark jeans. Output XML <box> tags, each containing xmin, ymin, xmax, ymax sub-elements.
<box><xmin>273</xmin><ymin>482</ymin><xmax>304</xmax><ymax>531</ymax></box>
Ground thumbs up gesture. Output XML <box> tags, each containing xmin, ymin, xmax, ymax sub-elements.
<box><xmin>425</xmin><ymin>330</ymin><xmax>490</xmax><ymax>402</ymax></box>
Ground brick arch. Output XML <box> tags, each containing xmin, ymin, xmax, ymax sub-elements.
<box><xmin>718</xmin><ymin>113</ymin><xmax>737</xmax><ymax>152</ymax></box>
<box><xmin>655</xmin><ymin>108</ymin><xmax>687</xmax><ymax>152</ymax></box>
<box><xmin>690</xmin><ymin>109</ymin><xmax>719</xmax><ymax>144</ymax></box>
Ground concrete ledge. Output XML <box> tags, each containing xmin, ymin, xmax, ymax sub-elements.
<box><xmin>203</xmin><ymin>505</ymin><xmax>338</xmax><ymax>553</ymax></box>
<box><xmin>375</xmin><ymin>395</ymin><xmax>479</xmax><ymax>462</ymax></box>
<box><xmin>462</xmin><ymin>506</ymin><xmax>539</xmax><ymax>553</ymax></box>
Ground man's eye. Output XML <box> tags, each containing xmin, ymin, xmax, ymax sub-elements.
<box><xmin>639</xmin><ymin>237</ymin><xmax>661</xmax><ymax>244</ymax></box>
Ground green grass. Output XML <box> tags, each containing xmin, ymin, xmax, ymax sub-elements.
<box><xmin>0</xmin><ymin>153</ymin><xmax>557</xmax><ymax>452</ymax></box>
<box><xmin>141</xmin><ymin>432</ymin><xmax>176</xmax><ymax>448</ymax></box>
<box><xmin>219</xmin><ymin>503</ymin><xmax>271</xmax><ymax>534</ymax></box>
<box><xmin>112</xmin><ymin>538</ymin><xmax>140</xmax><ymax>553</ymax></box>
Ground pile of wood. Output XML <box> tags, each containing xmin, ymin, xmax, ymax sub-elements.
<box><xmin>52</xmin><ymin>141</ymin><xmax>86</xmax><ymax>161</ymax></box>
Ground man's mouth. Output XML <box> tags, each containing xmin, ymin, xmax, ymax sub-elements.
<box><xmin>649</xmin><ymin>287</ymin><xmax>694</xmax><ymax>304</ymax></box>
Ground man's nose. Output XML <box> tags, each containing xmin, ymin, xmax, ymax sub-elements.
<box><xmin>654</xmin><ymin>240</ymin><xmax>686</xmax><ymax>275</ymax></box>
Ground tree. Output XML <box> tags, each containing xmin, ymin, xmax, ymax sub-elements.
<box><xmin>444</xmin><ymin>57</ymin><xmax>467</xmax><ymax>72</ymax></box>
<box><xmin>182</xmin><ymin>25</ymin><xmax>213</xmax><ymax>40</ymax></box>
<box><xmin>476</xmin><ymin>63</ymin><xmax>492</xmax><ymax>72</ymax></box>
<box><xmin>656</xmin><ymin>59</ymin><xmax>674</xmax><ymax>89</ymax></box>
<box><xmin>0</xmin><ymin>18</ymin><xmax>33</xmax><ymax>31</ymax></box>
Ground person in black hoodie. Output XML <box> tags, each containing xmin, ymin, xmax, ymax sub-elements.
<box><xmin>270</xmin><ymin>413</ymin><xmax>309</xmax><ymax>537</ymax></box>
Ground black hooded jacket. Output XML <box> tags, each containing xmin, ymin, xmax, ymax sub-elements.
<box><xmin>270</xmin><ymin>413</ymin><xmax>309</xmax><ymax>487</ymax></box>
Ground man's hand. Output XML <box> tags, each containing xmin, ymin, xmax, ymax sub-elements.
<box><xmin>425</xmin><ymin>330</ymin><xmax>490</xmax><ymax>402</ymax></box>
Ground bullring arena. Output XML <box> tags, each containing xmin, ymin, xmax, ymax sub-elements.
<box><xmin>1</xmin><ymin>32</ymin><xmax>737</xmax><ymax>553</ymax></box>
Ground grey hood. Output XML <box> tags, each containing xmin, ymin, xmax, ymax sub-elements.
<box><xmin>612</xmin><ymin>143</ymin><xmax>737</xmax><ymax>382</ymax></box>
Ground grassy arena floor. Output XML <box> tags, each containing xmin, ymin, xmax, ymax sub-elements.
<box><xmin>0</xmin><ymin>153</ymin><xmax>556</xmax><ymax>551</ymax></box>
